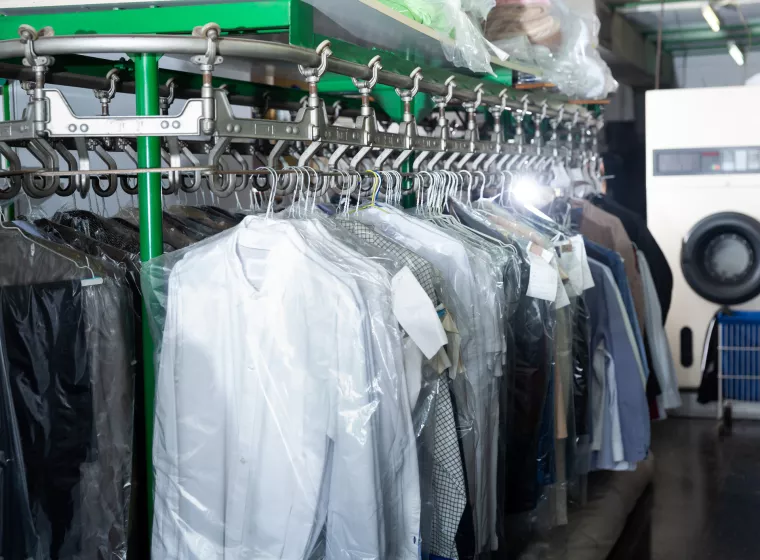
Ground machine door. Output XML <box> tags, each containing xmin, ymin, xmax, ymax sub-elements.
<box><xmin>682</xmin><ymin>212</ymin><xmax>760</xmax><ymax>305</ymax></box>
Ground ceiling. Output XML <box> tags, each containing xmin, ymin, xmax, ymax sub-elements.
<box><xmin>615</xmin><ymin>0</ymin><xmax>760</xmax><ymax>55</ymax></box>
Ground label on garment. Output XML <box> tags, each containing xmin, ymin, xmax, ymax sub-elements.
<box><xmin>527</xmin><ymin>241</ymin><xmax>554</xmax><ymax>263</ymax></box>
<box><xmin>392</xmin><ymin>266</ymin><xmax>448</xmax><ymax>359</ymax></box>
<box><xmin>527</xmin><ymin>252</ymin><xmax>559</xmax><ymax>302</ymax></box>
<box><xmin>81</xmin><ymin>277</ymin><xmax>104</xmax><ymax>287</ymax></box>
<box><xmin>558</xmin><ymin>238</ymin><xmax>584</xmax><ymax>296</ymax></box>
<box><xmin>556</xmin><ymin>276</ymin><xmax>571</xmax><ymax>309</ymax></box>
<box><xmin>571</xmin><ymin>234</ymin><xmax>595</xmax><ymax>291</ymax></box>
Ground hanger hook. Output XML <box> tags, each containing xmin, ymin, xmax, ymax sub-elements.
<box><xmin>351</xmin><ymin>55</ymin><xmax>382</xmax><ymax>91</ymax></box>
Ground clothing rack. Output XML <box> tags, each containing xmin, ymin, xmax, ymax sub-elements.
<box><xmin>0</xmin><ymin>5</ymin><xmax>608</xmax><ymax>557</ymax></box>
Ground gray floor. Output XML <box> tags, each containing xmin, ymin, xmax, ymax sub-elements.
<box><xmin>651</xmin><ymin>418</ymin><xmax>760</xmax><ymax>560</ymax></box>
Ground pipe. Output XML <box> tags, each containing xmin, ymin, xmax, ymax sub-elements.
<box><xmin>0</xmin><ymin>35</ymin><xmax>595</xmax><ymax>121</ymax></box>
<box><xmin>133</xmin><ymin>51</ymin><xmax>162</xmax><ymax>541</ymax></box>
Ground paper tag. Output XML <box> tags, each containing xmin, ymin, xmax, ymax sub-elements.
<box><xmin>392</xmin><ymin>266</ymin><xmax>448</xmax><ymax>359</ymax></box>
<box><xmin>558</xmin><ymin>238</ymin><xmax>584</xmax><ymax>296</ymax></box>
<box><xmin>81</xmin><ymin>277</ymin><xmax>104</xmax><ymax>287</ymax></box>
<box><xmin>527</xmin><ymin>252</ymin><xmax>558</xmax><ymax>302</ymax></box>
<box><xmin>527</xmin><ymin>241</ymin><xmax>554</xmax><ymax>263</ymax></box>
<box><xmin>571</xmin><ymin>235</ymin><xmax>595</xmax><ymax>290</ymax></box>
<box><xmin>556</xmin><ymin>276</ymin><xmax>571</xmax><ymax>308</ymax></box>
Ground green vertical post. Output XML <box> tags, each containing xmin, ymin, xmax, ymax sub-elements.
<box><xmin>134</xmin><ymin>52</ymin><xmax>163</xmax><ymax>540</ymax></box>
<box><xmin>2</xmin><ymin>81</ymin><xmax>14</xmax><ymax>221</ymax></box>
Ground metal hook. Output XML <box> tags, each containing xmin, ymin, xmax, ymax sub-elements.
<box><xmin>94</xmin><ymin>68</ymin><xmax>120</xmax><ymax>116</ymax></box>
<box><xmin>91</xmin><ymin>142</ymin><xmax>119</xmax><ymax>197</ymax></box>
<box><xmin>351</xmin><ymin>55</ymin><xmax>382</xmax><ymax>92</ymax></box>
<box><xmin>159</xmin><ymin>77</ymin><xmax>177</xmax><ymax>115</ymax></box>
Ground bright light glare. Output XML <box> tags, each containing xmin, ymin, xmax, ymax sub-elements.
<box><xmin>512</xmin><ymin>176</ymin><xmax>543</xmax><ymax>205</ymax></box>
<box><xmin>728</xmin><ymin>40</ymin><xmax>745</xmax><ymax>66</ymax></box>
<box><xmin>701</xmin><ymin>3</ymin><xmax>721</xmax><ymax>32</ymax></box>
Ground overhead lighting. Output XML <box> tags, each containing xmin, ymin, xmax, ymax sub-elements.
<box><xmin>728</xmin><ymin>40</ymin><xmax>745</xmax><ymax>66</ymax></box>
<box><xmin>702</xmin><ymin>3</ymin><xmax>721</xmax><ymax>32</ymax></box>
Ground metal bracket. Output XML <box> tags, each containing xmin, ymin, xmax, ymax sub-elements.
<box><xmin>44</xmin><ymin>89</ymin><xmax>205</xmax><ymax>137</ymax></box>
<box><xmin>215</xmin><ymin>88</ymin><xmax>315</xmax><ymax>141</ymax></box>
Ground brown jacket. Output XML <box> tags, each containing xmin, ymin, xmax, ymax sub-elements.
<box><xmin>573</xmin><ymin>200</ymin><xmax>646</xmax><ymax>336</ymax></box>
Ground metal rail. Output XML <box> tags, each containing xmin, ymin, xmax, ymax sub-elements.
<box><xmin>0</xmin><ymin>34</ymin><xmax>595</xmax><ymax>120</ymax></box>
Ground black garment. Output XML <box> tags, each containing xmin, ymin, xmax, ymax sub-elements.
<box><xmin>450</xmin><ymin>204</ymin><xmax>556</xmax><ymax>514</ymax></box>
<box><xmin>0</xmin><ymin>311</ymin><xmax>39</xmax><ymax>560</ymax></box>
<box><xmin>505</xmin><ymin>255</ymin><xmax>555</xmax><ymax>514</ymax></box>
<box><xmin>2</xmin><ymin>281</ymin><xmax>92</xmax><ymax>559</ymax></box>
<box><xmin>589</xmin><ymin>195</ymin><xmax>673</xmax><ymax>323</ymax></box>
<box><xmin>53</xmin><ymin>210</ymin><xmax>141</xmax><ymax>255</ymax></box>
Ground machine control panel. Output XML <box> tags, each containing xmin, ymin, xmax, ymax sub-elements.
<box><xmin>654</xmin><ymin>147</ymin><xmax>760</xmax><ymax>175</ymax></box>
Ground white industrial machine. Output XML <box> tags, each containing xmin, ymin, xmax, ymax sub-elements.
<box><xmin>647</xmin><ymin>85</ymin><xmax>760</xmax><ymax>389</ymax></box>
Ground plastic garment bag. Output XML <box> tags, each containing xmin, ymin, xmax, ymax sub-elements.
<box><xmin>144</xmin><ymin>217</ymin><xmax>421</xmax><ymax>560</ymax></box>
<box><xmin>0</xmin><ymin>227</ymin><xmax>135</xmax><ymax>560</ymax></box>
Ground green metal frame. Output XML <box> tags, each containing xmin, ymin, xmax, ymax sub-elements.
<box><xmin>133</xmin><ymin>53</ymin><xmax>163</xmax><ymax>536</ymax></box>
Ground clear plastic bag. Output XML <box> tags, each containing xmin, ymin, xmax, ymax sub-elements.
<box><xmin>143</xmin><ymin>216</ymin><xmax>423</xmax><ymax>559</ymax></box>
<box><xmin>304</xmin><ymin>0</ymin><xmax>499</xmax><ymax>74</ymax></box>
<box><xmin>485</xmin><ymin>0</ymin><xmax>617</xmax><ymax>98</ymax></box>
<box><xmin>0</xmin><ymin>225</ymin><xmax>135</xmax><ymax>560</ymax></box>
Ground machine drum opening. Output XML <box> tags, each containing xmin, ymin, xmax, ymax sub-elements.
<box><xmin>682</xmin><ymin>212</ymin><xmax>760</xmax><ymax>305</ymax></box>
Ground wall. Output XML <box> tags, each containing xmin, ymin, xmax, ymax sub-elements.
<box><xmin>674</xmin><ymin>52</ymin><xmax>760</xmax><ymax>88</ymax></box>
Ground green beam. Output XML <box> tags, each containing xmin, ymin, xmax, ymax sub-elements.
<box><xmin>650</xmin><ymin>23</ymin><xmax>760</xmax><ymax>43</ymax></box>
<box><xmin>0</xmin><ymin>1</ymin><xmax>290</xmax><ymax>39</ymax></box>
<box><xmin>133</xmin><ymin>52</ymin><xmax>163</xmax><ymax>551</ymax></box>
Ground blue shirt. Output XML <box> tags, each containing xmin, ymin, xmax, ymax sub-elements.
<box><xmin>585</xmin><ymin>240</ymin><xmax>650</xmax><ymax>383</ymax></box>
<box><xmin>586</xmin><ymin>259</ymin><xmax>650</xmax><ymax>467</ymax></box>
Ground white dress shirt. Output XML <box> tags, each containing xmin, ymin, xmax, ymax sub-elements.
<box><xmin>152</xmin><ymin>220</ymin><xmax>409</xmax><ymax>559</ymax></box>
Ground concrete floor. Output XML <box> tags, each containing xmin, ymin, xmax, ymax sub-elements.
<box><xmin>651</xmin><ymin>418</ymin><xmax>760</xmax><ymax>560</ymax></box>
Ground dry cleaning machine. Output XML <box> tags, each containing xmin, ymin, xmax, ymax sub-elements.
<box><xmin>647</xmin><ymin>85</ymin><xmax>760</xmax><ymax>389</ymax></box>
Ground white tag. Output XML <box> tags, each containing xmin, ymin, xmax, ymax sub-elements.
<box><xmin>556</xmin><ymin>276</ymin><xmax>571</xmax><ymax>308</ymax></box>
<box><xmin>392</xmin><ymin>266</ymin><xmax>448</xmax><ymax>359</ymax></box>
<box><xmin>527</xmin><ymin>241</ymin><xmax>554</xmax><ymax>263</ymax></box>
<box><xmin>527</xmin><ymin>252</ymin><xmax>558</xmax><ymax>302</ymax></box>
<box><xmin>558</xmin><ymin>239</ymin><xmax>584</xmax><ymax>296</ymax></box>
<box><xmin>81</xmin><ymin>277</ymin><xmax>104</xmax><ymax>287</ymax></box>
<box><xmin>571</xmin><ymin>235</ymin><xmax>595</xmax><ymax>290</ymax></box>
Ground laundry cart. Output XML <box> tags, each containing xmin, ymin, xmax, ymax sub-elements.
<box><xmin>717</xmin><ymin>311</ymin><xmax>760</xmax><ymax>428</ymax></box>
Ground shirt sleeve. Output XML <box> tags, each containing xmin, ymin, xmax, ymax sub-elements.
<box><xmin>326</xmin><ymin>298</ymin><xmax>383</xmax><ymax>559</ymax></box>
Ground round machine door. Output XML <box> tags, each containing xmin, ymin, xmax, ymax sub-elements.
<box><xmin>682</xmin><ymin>212</ymin><xmax>760</xmax><ymax>305</ymax></box>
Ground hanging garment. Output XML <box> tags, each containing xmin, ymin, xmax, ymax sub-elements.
<box><xmin>637</xmin><ymin>249</ymin><xmax>681</xmax><ymax>410</ymax></box>
<box><xmin>586</xmin><ymin>259</ymin><xmax>650</xmax><ymax>468</ymax></box>
<box><xmin>0</xmin><ymin>227</ymin><xmax>135</xmax><ymax>560</ymax></box>
<box><xmin>585</xmin><ymin>240</ymin><xmax>649</xmax><ymax>385</ymax></box>
<box><xmin>572</xmin><ymin>200</ymin><xmax>646</xmax><ymax>336</ymax></box>
<box><xmin>335</xmin><ymin>217</ymin><xmax>467</xmax><ymax>560</ymax></box>
<box><xmin>589</xmin><ymin>195</ymin><xmax>673</xmax><ymax>322</ymax></box>
<box><xmin>150</xmin><ymin>219</ymin><xmax>420</xmax><ymax>559</ymax></box>
<box><xmin>0</xmin><ymin>314</ymin><xmax>38</xmax><ymax>560</ymax></box>
<box><xmin>570</xmin><ymin>295</ymin><xmax>592</xmax><ymax>476</ymax></box>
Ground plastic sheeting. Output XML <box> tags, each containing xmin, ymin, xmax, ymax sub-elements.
<box><xmin>0</xmin><ymin>225</ymin><xmax>135</xmax><ymax>560</ymax></box>
<box><xmin>484</xmin><ymin>0</ymin><xmax>617</xmax><ymax>99</ymax></box>
<box><xmin>143</xmin><ymin>216</ymin><xmax>424</xmax><ymax>559</ymax></box>
<box><xmin>304</xmin><ymin>0</ymin><xmax>502</xmax><ymax>74</ymax></box>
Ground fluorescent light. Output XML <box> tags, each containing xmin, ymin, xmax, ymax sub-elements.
<box><xmin>728</xmin><ymin>40</ymin><xmax>745</xmax><ymax>66</ymax></box>
<box><xmin>702</xmin><ymin>3</ymin><xmax>721</xmax><ymax>32</ymax></box>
